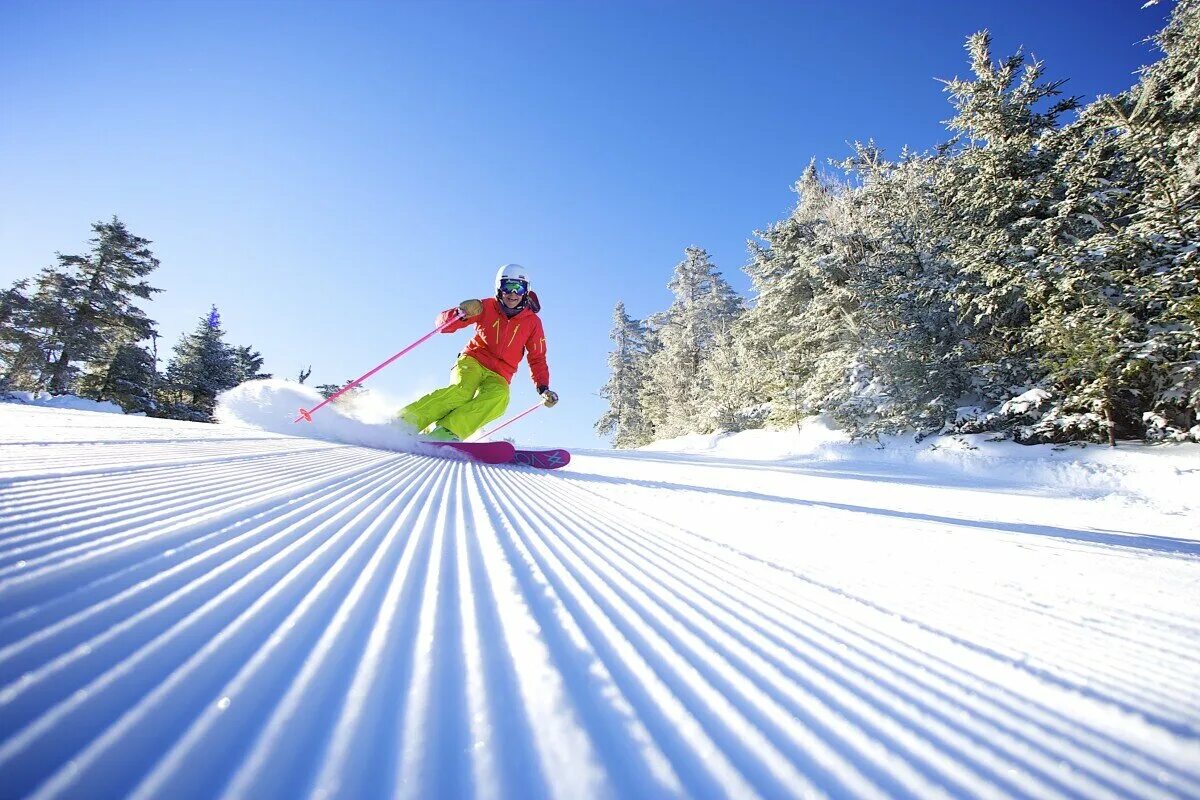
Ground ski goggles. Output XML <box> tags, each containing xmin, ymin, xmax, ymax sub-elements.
<box><xmin>499</xmin><ymin>279</ymin><xmax>528</xmax><ymax>295</ymax></box>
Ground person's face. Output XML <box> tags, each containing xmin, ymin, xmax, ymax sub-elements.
<box><xmin>499</xmin><ymin>280</ymin><xmax>527</xmax><ymax>309</ymax></box>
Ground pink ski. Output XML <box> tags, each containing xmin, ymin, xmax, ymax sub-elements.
<box><xmin>423</xmin><ymin>440</ymin><xmax>515</xmax><ymax>464</ymax></box>
<box><xmin>510</xmin><ymin>448</ymin><xmax>571</xmax><ymax>470</ymax></box>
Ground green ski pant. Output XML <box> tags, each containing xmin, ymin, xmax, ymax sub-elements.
<box><xmin>398</xmin><ymin>354</ymin><xmax>510</xmax><ymax>439</ymax></box>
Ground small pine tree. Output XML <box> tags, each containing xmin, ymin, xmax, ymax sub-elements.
<box><xmin>315</xmin><ymin>383</ymin><xmax>342</xmax><ymax>399</ymax></box>
<box><xmin>316</xmin><ymin>380</ymin><xmax>365</xmax><ymax>403</ymax></box>
<box><xmin>162</xmin><ymin>306</ymin><xmax>240</xmax><ymax>421</ymax></box>
<box><xmin>596</xmin><ymin>302</ymin><xmax>654</xmax><ymax>448</ymax></box>
<box><xmin>233</xmin><ymin>345</ymin><xmax>272</xmax><ymax>383</ymax></box>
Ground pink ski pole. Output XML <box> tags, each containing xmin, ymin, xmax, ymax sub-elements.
<box><xmin>472</xmin><ymin>401</ymin><xmax>544</xmax><ymax>441</ymax></box>
<box><xmin>294</xmin><ymin>312</ymin><xmax>463</xmax><ymax>423</ymax></box>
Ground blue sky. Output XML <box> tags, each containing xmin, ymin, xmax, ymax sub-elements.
<box><xmin>0</xmin><ymin>0</ymin><xmax>1173</xmax><ymax>448</ymax></box>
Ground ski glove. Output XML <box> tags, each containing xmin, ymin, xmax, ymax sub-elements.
<box><xmin>538</xmin><ymin>386</ymin><xmax>559</xmax><ymax>408</ymax></box>
<box><xmin>458</xmin><ymin>299</ymin><xmax>483</xmax><ymax>318</ymax></box>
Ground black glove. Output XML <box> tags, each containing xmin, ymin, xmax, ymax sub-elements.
<box><xmin>537</xmin><ymin>385</ymin><xmax>559</xmax><ymax>408</ymax></box>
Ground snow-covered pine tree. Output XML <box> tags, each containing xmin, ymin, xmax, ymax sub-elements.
<box><xmin>936</xmin><ymin>31</ymin><xmax>1079</xmax><ymax>415</ymax></box>
<box><xmin>699</xmin><ymin>317</ymin><xmax>761</xmax><ymax>433</ymax></box>
<box><xmin>596</xmin><ymin>301</ymin><xmax>654</xmax><ymax>448</ymax></box>
<box><xmin>737</xmin><ymin>163</ymin><xmax>859</xmax><ymax>430</ymax></box>
<box><xmin>162</xmin><ymin>306</ymin><xmax>241</xmax><ymax>421</ymax></box>
<box><xmin>1005</xmin><ymin>94</ymin><xmax>1153</xmax><ymax>444</ymax></box>
<box><xmin>824</xmin><ymin>144</ymin><xmax>970</xmax><ymax>438</ymax></box>
<box><xmin>38</xmin><ymin>218</ymin><xmax>162</xmax><ymax>394</ymax></box>
<box><xmin>636</xmin><ymin>310</ymin><xmax>670</xmax><ymax>434</ymax></box>
<box><xmin>738</xmin><ymin>167</ymin><xmax>820</xmax><ymax>429</ymax></box>
<box><xmin>1133</xmin><ymin>0</ymin><xmax>1200</xmax><ymax>440</ymax></box>
<box><xmin>642</xmin><ymin>8</ymin><xmax>1195</xmax><ymax>447</ymax></box>
<box><xmin>641</xmin><ymin>247</ymin><xmax>743</xmax><ymax>439</ymax></box>
<box><xmin>1100</xmin><ymin>0</ymin><xmax>1199</xmax><ymax>441</ymax></box>
<box><xmin>1018</xmin><ymin>0</ymin><xmax>1199</xmax><ymax>444</ymax></box>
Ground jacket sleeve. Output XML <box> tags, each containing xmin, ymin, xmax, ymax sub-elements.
<box><xmin>435</xmin><ymin>303</ymin><xmax>477</xmax><ymax>333</ymax></box>
<box><xmin>526</xmin><ymin>316</ymin><xmax>550</xmax><ymax>388</ymax></box>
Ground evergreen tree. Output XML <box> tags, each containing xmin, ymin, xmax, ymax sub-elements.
<box><xmin>316</xmin><ymin>380</ymin><xmax>365</xmax><ymax>402</ymax></box>
<box><xmin>986</xmin><ymin>0</ymin><xmax>1199</xmax><ymax>444</ymax></box>
<box><xmin>699</xmin><ymin>319</ymin><xmax>761</xmax><ymax>432</ymax></box>
<box><xmin>0</xmin><ymin>280</ymin><xmax>39</xmax><ymax>392</ymax></box>
<box><xmin>606</xmin><ymin>6</ymin><xmax>1197</xmax><ymax>446</ymax></box>
<box><xmin>738</xmin><ymin>164</ymin><xmax>860</xmax><ymax>429</ymax></box>
<box><xmin>162</xmin><ymin>306</ymin><xmax>240</xmax><ymax>421</ymax></box>
<box><xmin>78</xmin><ymin>341</ymin><xmax>158</xmax><ymax>414</ymax></box>
<box><xmin>39</xmin><ymin>218</ymin><xmax>162</xmax><ymax>394</ymax></box>
<box><xmin>0</xmin><ymin>281</ymin><xmax>31</xmax><ymax>336</ymax></box>
<box><xmin>827</xmin><ymin>145</ymin><xmax>970</xmax><ymax>437</ymax></box>
<box><xmin>1094</xmin><ymin>0</ymin><xmax>1200</xmax><ymax>441</ymax></box>
<box><xmin>233</xmin><ymin>345</ymin><xmax>272</xmax><ymax>383</ymax></box>
<box><xmin>641</xmin><ymin>247</ymin><xmax>743</xmax><ymax>439</ymax></box>
<box><xmin>936</xmin><ymin>31</ymin><xmax>1079</xmax><ymax>410</ymax></box>
<box><xmin>1</xmin><ymin>268</ymin><xmax>79</xmax><ymax>390</ymax></box>
<box><xmin>596</xmin><ymin>302</ymin><xmax>653</xmax><ymax>448</ymax></box>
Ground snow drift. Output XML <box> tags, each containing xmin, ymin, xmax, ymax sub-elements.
<box><xmin>214</xmin><ymin>379</ymin><xmax>455</xmax><ymax>458</ymax></box>
<box><xmin>2</xmin><ymin>390</ymin><xmax>125</xmax><ymax>415</ymax></box>
<box><xmin>640</xmin><ymin>417</ymin><xmax>1200</xmax><ymax>517</ymax></box>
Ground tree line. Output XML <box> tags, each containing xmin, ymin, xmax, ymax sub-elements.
<box><xmin>599</xmin><ymin>2</ymin><xmax>1198</xmax><ymax>448</ymax></box>
<box><xmin>0</xmin><ymin>218</ymin><xmax>270</xmax><ymax>421</ymax></box>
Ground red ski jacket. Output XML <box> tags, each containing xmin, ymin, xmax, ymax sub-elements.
<box><xmin>436</xmin><ymin>297</ymin><xmax>550</xmax><ymax>387</ymax></box>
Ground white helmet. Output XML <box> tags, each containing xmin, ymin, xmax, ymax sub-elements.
<box><xmin>495</xmin><ymin>263</ymin><xmax>530</xmax><ymax>290</ymax></box>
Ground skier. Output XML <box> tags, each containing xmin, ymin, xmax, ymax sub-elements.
<box><xmin>397</xmin><ymin>264</ymin><xmax>558</xmax><ymax>442</ymax></box>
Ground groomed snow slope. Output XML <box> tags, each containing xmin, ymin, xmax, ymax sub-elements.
<box><xmin>1</xmin><ymin>402</ymin><xmax>1198</xmax><ymax>799</ymax></box>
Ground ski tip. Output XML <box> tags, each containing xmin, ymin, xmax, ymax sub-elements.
<box><xmin>510</xmin><ymin>448</ymin><xmax>571</xmax><ymax>469</ymax></box>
